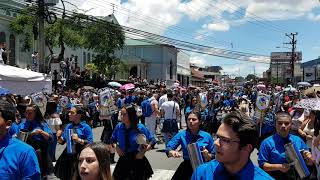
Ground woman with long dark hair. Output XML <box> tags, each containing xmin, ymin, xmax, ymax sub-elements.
<box><xmin>166</xmin><ymin>111</ymin><xmax>215</xmax><ymax>180</ymax></box>
<box><xmin>54</xmin><ymin>106</ymin><xmax>93</xmax><ymax>180</ymax></box>
<box><xmin>73</xmin><ymin>142</ymin><xmax>112</xmax><ymax>180</ymax></box>
<box><xmin>111</xmin><ymin>105</ymin><xmax>156</xmax><ymax>180</ymax></box>
<box><xmin>19</xmin><ymin>105</ymin><xmax>54</xmax><ymax>178</ymax></box>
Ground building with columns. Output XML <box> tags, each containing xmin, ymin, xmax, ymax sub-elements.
<box><xmin>115</xmin><ymin>39</ymin><xmax>181</xmax><ymax>86</ymax></box>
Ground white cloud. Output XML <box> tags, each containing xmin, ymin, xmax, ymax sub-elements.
<box><xmin>308</xmin><ymin>13</ymin><xmax>320</xmax><ymax>21</ymax></box>
<box><xmin>245</xmin><ymin>0</ymin><xmax>320</xmax><ymax>20</ymax></box>
<box><xmin>205</xmin><ymin>21</ymin><xmax>230</xmax><ymax>32</ymax></box>
<box><xmin>221</xmin><ymin>63</ymin><xmax>269</xmax><ymax>77</ymax></box>
<box><xmin>75</xmin><ymin>0</ymin><xmax>183</xmax><ymax>35</ymax></box>
<box><xmin>190</xmin><ymin>54</ymin><xmax>207</xmax><ymax>68</ymax></box>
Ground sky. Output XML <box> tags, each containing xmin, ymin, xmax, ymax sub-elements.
<box><xmin>60</xmin><ymin>0</ymin><xmax>320</xmax><ymax>77</ymax></box>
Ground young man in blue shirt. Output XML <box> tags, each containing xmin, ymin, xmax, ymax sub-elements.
<box><xmin>0</xmin><ymin>99</ymin><xmax>41</xmax><ymax>179</ymax></box>
<box><xmin>258</xmin><ymin>112</ymin><xmax>313</xmax><ymax>179</ymax></box>
<box><xmin>192</xmin><ymin>111</ymin><xmax>273</xmax><ymax>180</ymax></box>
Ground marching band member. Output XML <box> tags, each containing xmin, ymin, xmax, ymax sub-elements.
<box><xmin>19</xmin><ymin>104</ymin><xmax>54</xmax><ymax>178</ymax></box>
<box><xmin>45</xmin><ymin>100</ymin><xmax>62</xmax><ymax>162</ymax></box>
<box><xmin>54</xmin><ymin>106</ymin><xmax>93</xmax><ymax>180</ymax></box>
<box><xmin>0</xmin><ymin>99</ymin><xmax>41</xmax><ymax>179</ymax></box>
<box><xmin>166</xmin><ymin>111</ymin><xmax>215</xmax><ymax>180</ymax></box>
<box><xmin>258</xmin><ymin>112</ymin><xmax>313</xmax><ymax>179</ymax></box>
<box><xmin>73</xmin><ymin>142</ymin><xmax>112</xmax><ymax>180</ymax></box>
<box><xmin>192</xmin><ymin>111</ymin><xmax>273</xmax><ymax>180</ymax></box>
<box><xmin>111</xmin><ymin>105</ymin><xmax>156</xmax><ymax>180</ymax></box>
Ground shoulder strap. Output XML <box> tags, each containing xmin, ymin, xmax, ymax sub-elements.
<box><xmin>172</xmin><ymin>101</ymin><xmax>175</xmax><ymax>120</ymax></box>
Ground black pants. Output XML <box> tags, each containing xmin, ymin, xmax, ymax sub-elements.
<box><xmin>172</xmin><ymin>160</ymin><xmax>193</xmax><ymax>180</ymax></box>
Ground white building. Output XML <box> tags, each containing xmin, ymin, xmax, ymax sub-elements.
<box><xmin>115</xmin><ymin>39</ymin><xmax>180</xmax><ymax>85</ymax></box>
<box><xmin>270</xmin><ymin>51</ymin><xmax>302</xmax><ymax>84</ymax></box>
<box><xmin>0</xmin><ymin>1</ymin><xmax>117</xmax><ymax>71</ymax></box>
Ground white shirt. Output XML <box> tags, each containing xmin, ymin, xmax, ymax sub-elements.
<box><xmin>161</xmin><ymin>100</ymin><xmax>180</xmax><ymax>120</ymax></box>
<box><xmin>159</xmin><ymin>94</ymin><xmax>168</xmax><ymax>107</ymax></box>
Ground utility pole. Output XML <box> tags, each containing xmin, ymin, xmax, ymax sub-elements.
<box><xmin>285</xmin><ymin>32</ymin><xmax>298</xmax><ymax>85</ymax></box>
<box><xmin>38</xmin><ymin>0</ymin><xmax>45</xmax><ymax>73</ymax></box>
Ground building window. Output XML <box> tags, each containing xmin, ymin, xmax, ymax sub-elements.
<box><xmin>9</xmin><ymin>34</ymin><xmax>15</xmax><ymax>65</ymax></box>
<box><xmin>83</xmin><ymin>52</ymin><xmax>86</xmax><ymax>67</ymax></box>
<box><xmin>0</xmin><ymin>32</ymin><xmax>6</xmax><ymax>43</ymax></box>
<box><xmin>170</xmin><ymin>60</ymin><xmax>173</xmax><ymax>79</ymax></box>
<box><xmin>87</xmin><ymin>53</ymin><xmax>91</xmax><ymax>63</ymax></box>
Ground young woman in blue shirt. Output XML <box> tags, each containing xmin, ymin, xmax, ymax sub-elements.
<box><xmin>166</xmin><ymin>111</ymin><xmax>215</xmax><ymax>180</ymax></box>
<box><xmin>54</xmin><ymin>106</ymin><xmax>93</xmax><ymax>180</ymax></box>
<box><xmin>111</xmin><ymin>105</ymin><xmax>156</xmax><ymax>180</ymax></box>
<box><xmin>19</xmin><ymin>105</ymin><xmax>54</xmax><ymax>178</ymax></box>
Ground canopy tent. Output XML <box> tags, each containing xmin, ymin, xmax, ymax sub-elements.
<box><xmin>0</xmin><ymin>64</ymin><xmax>52</xmax><ymax>95</ymax></box>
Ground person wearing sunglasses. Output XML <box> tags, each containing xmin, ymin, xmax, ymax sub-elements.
<box><xmin>0</xmin><ymin>99</ymin><xmax>41</xmax><ymax>179</ymax></box>
<box><xmin>192</xmin><ymin>111</ymin><xmax>273</xmax><ymax>180</ymax></box>
<box><xmin>166</xmin><ymin>111</ymin><xmax>215</xmax><ymax>180</ymax></box>
<box><xmin>55</xmin><ymin>106</ymin><xmax>93</xmax><ymax>180</ymax></box>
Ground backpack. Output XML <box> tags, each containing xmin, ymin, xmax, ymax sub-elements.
<box><xmin>141</xmin><ymin>98</ymin><xmax>153</xmax><ymax>117</ymax></box>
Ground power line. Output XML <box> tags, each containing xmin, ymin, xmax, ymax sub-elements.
<box><xmin>50</xmin><ymin>6</ymin><xmax>271</xmax><ymax>63</ymax></box>
<box><xmin>4</xmin><ymin>3</ymin><xmax>270</xmax><ymax>64</ymax></box>
<box><xmin>198</xmin><ymin>0</ymin><xmax>285</xmax><ymax>34</ymax></box>
<box><xmin>221</xmin><ymin>0</ymin><xmax>288</xmax><ymax>32</ymax></box>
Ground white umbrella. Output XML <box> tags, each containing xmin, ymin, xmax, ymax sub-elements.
<box><xmin>293</xmin><ymin>98</ymin><xmax>320</xmax><ymax>111</ymax></box>
<box><xmin>108</xmin><ymin>81</ymin><xmax>122</xmax><ymax>88</ymax></box>
<box><xmin>284</xmin><ymin>85</ymin><xmax>297</xmax><ymax>92</ymax></box>
<box><xmin>297</xmin><ymin>82</ymin><xmax>311</xmax><ymax>87</ymax></box>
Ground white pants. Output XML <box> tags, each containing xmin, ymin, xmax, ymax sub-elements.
<box><xmin>145</xmin><ymin>115</ymin><xmax>157</xmax><ymax>136</ymax></box>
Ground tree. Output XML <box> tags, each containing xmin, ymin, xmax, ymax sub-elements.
<box><xmin>10</xmin><ymin>6</ymin><xmax>126</xmax><ymax>78</ymax></box>
<box><xmin>9</xmin><ymin>6</ymin><xmax>37</xmax><ymax>52</ymax></box>
<box><xmin>246</xmin><ymin>74</ymin><xmax>258</xmax><ymax>82</ymax></box>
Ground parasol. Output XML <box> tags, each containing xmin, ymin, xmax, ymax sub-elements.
<box><xmin>304</xmin><ymin>86</ymin><xmax>320</xmax><ymax>95</ymax></box>
<box><xmin>120</xmin><ymin>83</ymin><xmax>135</xmax><ymax>90</ymax></box>
<box><xmin>108</xmin><ymin>81</ymin><xmax>122</xmax><ymax>88</ymax></box>
<box><xmin>293</xmin><ymin>98</ymin><xmax>320</xmax><ymax>111</ymax></box>
<box><xmin>297</xmin><ymin>82</ymin><xmax>312</xmax><ymax>87</ymax></box>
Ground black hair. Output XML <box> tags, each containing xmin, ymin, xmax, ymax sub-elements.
<box><xmin>167</xmin><ymin>90</ymin><xmax>173</xmax><ymax>99</ymax></box>
<box><xmin>0</xmin><ymin>99</ymin><xmax>16</xmax><ymax>122</ymax></box>
<box><xmin>26</xmin><ymin>105</ymin><xmax>45</xmax><ymax>122</ymax></box>
<box><xmin>73</xmin><ymin>142</ymin><xmax>112</xmax><ymax>180</ymax></box>
<box><xmin>275</xmin><ymin>111</ymin><xmax>292</xmax><ymax>122</ymax></box>
<box><xmin>223</xmin><ymin>111</ymin><xmax>258</xmax><ymax>150</ymax></box>
<box><xmin>123</xmin><ymin>105</ymin><xmax>139</xmax><ymax>130</ymax></box>
<box><xmin>46</xmin><ymin>101</ymin><xmax>58</xmax><ymax>116</ymax></box>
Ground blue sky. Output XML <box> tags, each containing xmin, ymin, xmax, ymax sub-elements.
<box><xmin>63</xmin><ymin>0</ymin><xmax>320</xmax><ymax>77</ymax></box>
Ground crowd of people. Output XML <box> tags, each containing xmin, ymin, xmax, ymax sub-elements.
<box><xmin>1</xmin><ymin>82</ymin><xmax>320</xmax><ymax>180</ymax></box>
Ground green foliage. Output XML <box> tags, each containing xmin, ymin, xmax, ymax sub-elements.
<box><xmin>246</xmin><ymin>74</ymin><xmax>258</xmax><ymax>82</ymax></box>
<box><xmin>9</xmin><ymin>8</ymin><xmax>37</xmax><ymax>51</ymax></box>
<box><xmin>10</xmin><ymin>7</ymin><xmax>126</xmax><ymax>77</ymax></box>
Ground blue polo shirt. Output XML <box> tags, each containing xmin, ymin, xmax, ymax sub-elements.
<box><xmin>8</xmin><ymin>122</ymin><xmax>21</xmax><ymax>137</ymax></box>
<box><xmin>0</xmin><ymin>135</ymin><xmax>41</xmax><ymax>179</ymax></box>
<box><xmin>191</xmin><ymin>159</ymin><xmax>274</xmax><ymax>180</ymax></box>
<box><xmin>258</xmin><ymin>133</ymin><xmax>308</xmax><ymax>167</ymax></box>
<box><xmin>19</xmin><ymin>120</ymin><xmax>53</xmax><ymax>142</ymax></box>
<box><xmin>124</xmin><ymin>95</ymin><xmax>137</xmax><ymax>105</ymax></box>
<box><xmin>62</xmin><ymin>121</ymin><xmax>93</xmax><ymax>144</ymax></box>
<box><xmin>111</xmin><ymin>123</ymin><xmax>156</xmax><ymax>153</ymax></box>
<box><xmin>166</xmin><ymin>129</ymin><xmax>214</xmax><ymax>160</ymax></box>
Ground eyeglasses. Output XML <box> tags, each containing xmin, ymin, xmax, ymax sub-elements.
<box><xmin>213</xmin><ymin>135</ymin><xmax>240</xmax><ymax>145</ymax></box>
